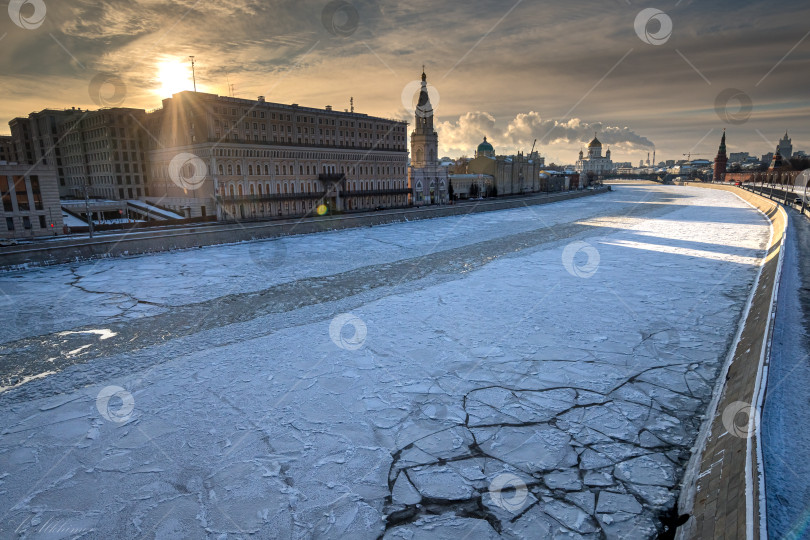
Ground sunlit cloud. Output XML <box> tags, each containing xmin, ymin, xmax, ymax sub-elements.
<box><xmin>0</xmin><ymin>0</ymin><xmax>808</xmax><ymax>163</ymax></box>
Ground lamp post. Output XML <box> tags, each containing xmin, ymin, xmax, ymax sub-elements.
<box><xmin>83</xmin><ymin>181</ymin><xmax>94</xmax><ymax>238</ymax></box>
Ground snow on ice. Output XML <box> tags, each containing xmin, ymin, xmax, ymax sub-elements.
<box><xmin>0</xmin><ymin>184</ymin><xmax>770</xmax><ymax>538</ymax></box>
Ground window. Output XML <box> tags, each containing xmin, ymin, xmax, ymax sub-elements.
<box><xmin>0</xmin><ymin>176</ymin><xmax>11</xmax><ymax>212</ymax></box>
<box><xmin>5</xmin><ymin>217</ymin><xmax>13</xmax><ymax>231</ymax></box>
<box><xmin>23</xmin><ymin>216</ymin><xmax>31</xmax><ymax>229</ymax></box>
<box><xmin>38</xmin><ymin>215</ymin><xmax>46</xmax><ymax>229</ymax></box>
<box><xmin>13</xmin><ymin>176</ymin><xmax>29</xmax><ymax>211</ymax></box>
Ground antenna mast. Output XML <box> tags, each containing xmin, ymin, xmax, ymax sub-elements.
<box><xmin>189</xmin><ymin>56</ymin><xmax>197</xmax><ymax>92</ymax></box>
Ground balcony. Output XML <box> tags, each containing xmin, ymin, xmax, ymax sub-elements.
<box><xmin>218</xmin><ymin>192</ymin><xmax>325</xmax><ymax>203</ymax></box>
<box><xmin>343</xmin><ymin>188</ymin><xmax>411</xmax><ymax>196</ymax></box>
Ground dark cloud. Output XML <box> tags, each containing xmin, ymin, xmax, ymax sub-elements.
<box><xmin>0</xmin><ymin>0</ymin><xmax>808</xmax><ymax>162</ymax></box>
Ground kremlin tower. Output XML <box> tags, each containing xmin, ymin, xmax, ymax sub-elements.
<box><xmin>713</xmin><ymin>130</ymin><xmax>728</xmax><ymax>182</ymax></box>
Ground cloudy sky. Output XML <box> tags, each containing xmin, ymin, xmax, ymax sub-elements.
<box><xmin>1</xmin><ymin>0</ymin><xmax>808</xmax><ymax>164</ymax></box>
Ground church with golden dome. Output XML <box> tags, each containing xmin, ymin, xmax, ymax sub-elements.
<box><xmin>575</xmin><ymin>134</ymin><xmax>614</xmax><ymax>176</ymax></box>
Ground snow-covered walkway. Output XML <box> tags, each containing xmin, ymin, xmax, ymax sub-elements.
<box><xmin>0</xmin><ymin>184</ymin><xmax>770</xmax><ymax>538</ymax></box>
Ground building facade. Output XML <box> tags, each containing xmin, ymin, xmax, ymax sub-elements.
<box><xmin>142</xmin><ymin>91</ymin><xmax>410</xmax><ymax>219</ymax></box>
<box><xmin>9</xmin><ymin>108</ymin><xmax>149</xmax><ymax>201</ymax></box>
<box><xmin>778</xmin><ymin>131</ymin><xmax>793</xmax><ymax>162</ymax></box>
<box><xmin>409</xmin><ymin>71</ymin><xmax>448</xmax><ymax>206</ymax></box>
<box><xmin>455</xmin><ymin>137</ymin><xmax>546</xmax><ymax>197</ymax></box>
<box><xmin>0</xmin><ymin>135</ymin><xmax>15</xmax><ymax>163</ymax></box>
<box><xmin>575</xmin><ymin>135</ymin><xmax>614</xmax><ymax>176</ymax></box>
<box><xmin>0</xmin><ymin>163</ymin><xmax>63</xmax><ymax>239</ymax></box>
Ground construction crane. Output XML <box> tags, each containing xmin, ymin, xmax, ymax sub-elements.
<box><xmin>683</xmin><ymin>153</ymin><xmax>711</xmax><ymax>161</ymax></box>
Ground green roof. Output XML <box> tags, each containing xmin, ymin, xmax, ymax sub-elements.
<box><xmin>478</xmin><ymin>137</ymin><xmax>494</xmax><ymax>153</ymax></box>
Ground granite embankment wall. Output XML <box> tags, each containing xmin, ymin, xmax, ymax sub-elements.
<box><xmin>677</xmin><ymin>184</ymin><xmax>787</xmax><ymax>540</ymax></box>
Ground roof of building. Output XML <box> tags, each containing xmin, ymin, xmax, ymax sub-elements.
<box><xmin>588</xmin><ymin>136</ymin><xmax>602</xmax><ymax>148</ymax></box>
<box><xmin>477</xmin><ymin>136</ymin><xmax>494</xmax><ymax>154</ymax></box>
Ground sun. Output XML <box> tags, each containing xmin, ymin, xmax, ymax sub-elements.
<box><xmin>156</xmin><ymin>58</ymin><xmax>193</xmax><ymax>98</ymax></box>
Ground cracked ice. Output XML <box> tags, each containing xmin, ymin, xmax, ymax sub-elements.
<box><xmin>0</xmin><ymin>185</ymin><xmax>769</xmax><ymax>538</ymax></box>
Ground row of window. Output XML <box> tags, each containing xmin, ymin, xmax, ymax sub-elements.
<box><xmin>0</xmin><ymin>175</ymin><xmax>44</xmax><ymax>213</ymax></box>
<box><xmin>61</xmin><ymin>175</ymin><xmax>143</xmax><ymax>187</ymax></box>
<box><xmin>214</xmin><ymin>163</ymin><xmax>405</xmax><ymax>177</ymax></box>
<box><xmin>212</xmin><ymin>120</ymin><xmax>404</xmax><ymax>141</ymax></box>
<box><xmin>222</xmin><ymin>193</ymin><xmax>408</xmax><ymax>219</ymax></box>
<box><xmin>220</xmin><ymin>179</ymin><xmax>408</xmax><ymax>197</ymax></box>
<box><xmin>211</xmin><ymin>147</ymin><xmax>403</xmax><ymax>161</ymax></box>
<box><xmin>5</xmin><ymin>214</ymin><xmax>49</xmax><ymax>231</ymax></box>
<box><xmin>209</xmin><ymin>105</ymin><xmax>406</xmax><ymax>134</ymax></box>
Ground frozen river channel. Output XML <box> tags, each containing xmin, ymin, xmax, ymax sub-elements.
<box><xmin>0</xmin><ymin>184</ymin><xmax>770</xmax><ymax>539</ymax></box>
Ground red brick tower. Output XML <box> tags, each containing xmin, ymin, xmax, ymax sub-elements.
<box><xmin>768</xmin><ymin>145</ymin><xmax>786</xmax><ymax>171</ymax></box>
<box><xmin>713</xmin><ymin>129</ymin><xmax>728</xmax><ymax>182</ymax></box>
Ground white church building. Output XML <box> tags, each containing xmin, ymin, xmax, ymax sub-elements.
<box><xmin>575</xmin><ymin>135</ymin><xmax>614</xmax><ymax>176</ymax></box>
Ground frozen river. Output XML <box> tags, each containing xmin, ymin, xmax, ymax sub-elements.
<box><xmin>0</xmin><ymin>184</ymin><xmax>770</xmax><ymax>538</ymax></box>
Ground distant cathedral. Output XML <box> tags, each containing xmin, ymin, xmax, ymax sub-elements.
<box><xmin>409</xmin><ymin>69</ymin><xmax>448</xmax><ymax>205</ymax></box>
<box><xmin>575</xmin><ymin>134</ymin><xmax>614</xmax><ymax>176</ymax></box>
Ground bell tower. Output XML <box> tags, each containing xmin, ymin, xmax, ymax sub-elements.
<box><xmin>408</xmin><ymin>68</ymin><xmax>448</xmax><ymax>206</ymax></box>
<box><xmin>410</xmin><ymin>68</ymin><xmax>438</xmax><ymax>168</ymax></box>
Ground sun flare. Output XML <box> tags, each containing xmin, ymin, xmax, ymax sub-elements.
<box><xmin>156</xmin><ymin>58</ymin><xmax>193</xmax><ymax>98</ymax></box>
